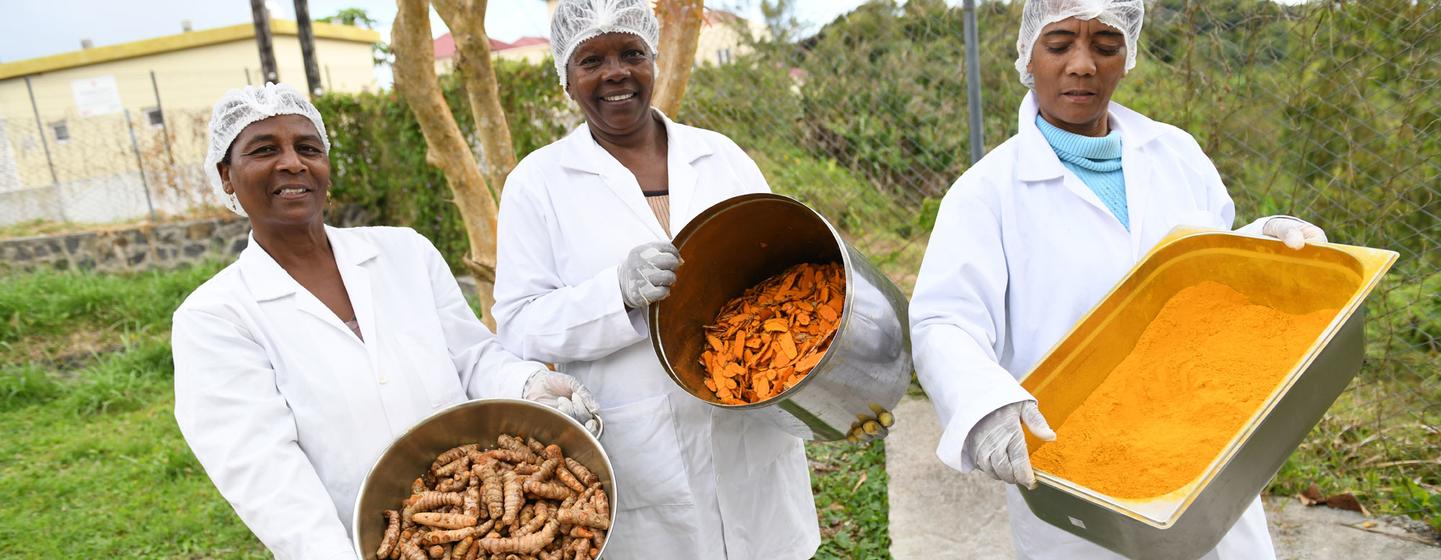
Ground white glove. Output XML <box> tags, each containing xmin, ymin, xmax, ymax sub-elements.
<box><xmin>1261</xmin><ymin>216</ymin><xmax>1327</xmax><ymax>250</ymax></box>
<box><xmin>966</xmin><ymin>401</ymin><xmax>1056</xmax><ymax>489</ymax></box>
<box><xmin>523</xmin><ymin>370</ymin><xmax>601</xmax><ymax>437</ymax></box>
<box><xmin>618</xmin><ymin>241</ymin><xmax>681</xmax><ymax>309</ymax></box>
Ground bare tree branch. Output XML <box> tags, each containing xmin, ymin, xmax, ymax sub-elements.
<box><xmin>391</xmin><ymin>0</ymin><xmax>501</xmax><ymax>327</ymax></box>
<box><xmin>652</xmin><ymin>0</ymin><xmax>705</xmax><ymax>117</ymax></box>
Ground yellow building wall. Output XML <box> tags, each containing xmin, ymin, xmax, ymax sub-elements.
<box><xmin>0</xmin><ymin>24</ymin><xmax>376</xmax><ymax>205</ymax></box>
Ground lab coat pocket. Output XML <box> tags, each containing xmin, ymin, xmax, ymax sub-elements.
<box><xmin>598</xmin><ymin>393</ymin><xmax>695</xmax><ymax>511</ymax></box>
<box><xmin>398</xmin><ymin>331</ymin><xmax>466</xmax><ymax>409</ymax></box>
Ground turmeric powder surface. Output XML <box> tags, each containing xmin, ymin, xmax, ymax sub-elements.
<box><xmin>1030</xmin><ymin>281</ymin><xmax>1336</xmax><ymax>500</ymax></box>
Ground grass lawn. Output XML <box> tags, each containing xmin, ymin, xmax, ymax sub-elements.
<box><xmin>0</xmin><ymin>263</ymin><xmax>892</xmax><ymax>557</ymax></box>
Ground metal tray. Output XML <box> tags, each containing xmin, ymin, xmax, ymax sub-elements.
<box><xmin>1017</xmin><ymin>228</ymin><xmax>1396</xmax><ymax>560</ymax></box>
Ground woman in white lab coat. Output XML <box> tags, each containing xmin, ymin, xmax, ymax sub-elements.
<box><xmin>490</xmin><ymin>1</ymin><xmax>820</xmax><ymax>558</ymax></box>
<box><xmin>910</xmin><ymin>1</ymin><xmax>1327</xmax><ymax>559</ymax></box>
<box><xmin>171</xmin><ymin>83</ymin><xmax>599</xmax><ymax>559</ymax></box>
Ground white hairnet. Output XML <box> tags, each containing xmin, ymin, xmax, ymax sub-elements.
<box><xmin>1015</xmin><ymin>0</ymin><xmax>1145</xmax><ymax>89</ymax></box>
<box><xmin>203</xmin><ymin>83</ymin><xmax>330</xmax><ymax>217</ymax></box>
<box><xmin>550</xmin><ymin>0</ymin><xmax>661</xmax><ymax>91</ymax></box>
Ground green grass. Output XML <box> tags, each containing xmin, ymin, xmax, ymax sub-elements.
<box><xmin>0</xmin><ymin>262</ymin><xmax>893</xmax><ymax>556</ymax></box>
<box><xmin>0</xmin><ymin>342</ymin><xmax>268</xmax><ymax>556</ymax></box>
<box><xmin>808</xmin><ymin>441</ymin><xmax>892</xmax><ymax>559</ymax></box>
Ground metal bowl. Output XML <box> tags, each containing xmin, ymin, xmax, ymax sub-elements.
<box><xmin>350</xmin><ymin>399</ymin><xmax>616</xmax><ymax>559</ymax></box>
<box><xmin>649</xmin><ymin>193</ymin><xmax>913</xmax><ymax>440</ymax></box>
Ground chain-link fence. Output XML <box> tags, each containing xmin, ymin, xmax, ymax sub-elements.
<box><xmin>676</xmin><ymin>0</ymin><xmax>1438</xmax><ymax>529</ymax></box>
<box><xmin>0</xmin><ymin>89</ymin><xmax>213</xmax><ymax>230</ymax></box>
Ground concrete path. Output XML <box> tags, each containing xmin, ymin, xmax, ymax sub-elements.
<box><xmin>886</xmin><ymin>394</ymin><xmax>1441</xmax><ymax>559</ymax></box>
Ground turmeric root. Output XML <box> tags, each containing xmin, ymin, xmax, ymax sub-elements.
<box><xmin>556</xmin><ymin>506</ymin><xmax>610</xmax><ymax>530</ymax></box>
<box><xmin>486</xmin><ymin>448</ymin><xmax>533</xmax><ymax>464</ymax></box>
<box><xmin>434</xmin><ymin>455</ymin><xmax>471</xmax><ymax>478</ymax></box>
<box><xmin>405</xmin><ymin>492</ymin><xmax>465</xmax><ymax>524</ymax></box>
<box><xmin>436</xmin><ymin>469</ymin><xmax>471</xmax><ymax>492</ymax></box>
<box><xmin>413</xmin><ymin>512</ymin><xmax>478</xmax><ymax>530</ymax></box>
<box><xmin>501</xmin><ymin>471</ymin><xmax>523</xmax><ymax>526</ymax></box>
<box><xmin>478</xmin><ymin>459</ymin><xmax>504</xmax><ymax>519</ymax></box>
<box><xmin>452</xmin><ymin>536</ymin><xmax>473</xmax><ymax>560</ymax></box>
<box><xmin>433</xmin><ymin>444</ymin><xmax>478</xmax><ymax>472</ymax></box>
<box><xmin>463</xmin><ymin>485</ymin><xmax>482</xmax><ymax>519</ymax></box>
<box><xmin>478</xmin><ymin>519</ymin><xmax>560</xmax><ymax>554</ymax></box>
<box><xmin>587</xmin><ymin>485</ymin><xmax>609</xmax><ymax>518</ymax></box>
<box><xmin>378</xmin><ymin>510</ymin><xmax>402</xmax><ymax>559</ymax></box>
<box><xmin>564</xmin><ymin>458</ymin><xmax>598</xmax><ymax>487</ymax></box>
<box><xmin>399</xmin><ymin>541</ymin><xmax>428</xmax><ymax>560</ymax></box>
<box><xmin>390</xmin><ymin>435</ymin><xmax>607</xmax><ymax>560</ymax></box>
<box><xmin>419</xmin><ymin>526</ymin><xmax>479</xmax><ymax>545</ymax></box>
<box><xmin>555</xmin><ymin>464</ymin><xmax>586</xmax><ymax>494</ymax></box>
<box><xmin>524</xmin><ymin>478</ymin><xmax>572</xmax><ymax>501</ymax></box>
<box><xmin>497</xmin><ymin>434</ymin><xmax>539</xmax><ymax>464</ymax></box>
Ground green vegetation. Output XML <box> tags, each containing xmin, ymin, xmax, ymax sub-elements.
<box><xmin>0</xmin><ymin>263</ymin><xmax>889</xmax><ymax>554</ymax></box>
<box><xmin>809</xmin><ymin>441</ymin><xmax>892</xmax><ymax>559</ymax></box>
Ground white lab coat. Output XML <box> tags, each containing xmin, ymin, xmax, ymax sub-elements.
<box><xmin>173</xmin><ymin>225</ymin><xmax>543</xmax><ymax>559</ymax></box>
<box><xmin>493</xmin><ymin>111</ymin><xmax>821</xmax><ymax>559</ymax></box>
<box><xmin>910</xmin><ymin>92</ymin><xmax>1277</xmax><ymax>560</ymax></box>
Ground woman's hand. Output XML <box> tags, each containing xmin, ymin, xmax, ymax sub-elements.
<box><xmin>1261</xmin><ymin>217</ymin><xmax>1327</xmax><ymax>250</ymax></box>
<box><xmin>523</xmin><ymin>370</ymin><xmax>602</xmax><ymax>437</ymax></box>
<box><xmin>966</xmin><ymin>401</ymin><xmax>1055</xmax><ymax>489</ymax></box>
<box><xmin>618</xmin><ymin>241</ymin><xmax>681</xmax><ymax>309</ymax></box>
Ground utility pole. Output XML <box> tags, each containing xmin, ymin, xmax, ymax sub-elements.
<box><xmin>294</xmin><ymin>0</ymin><xmax>324</xmax><ymax>95</ymax></box>
<box><xmin>250</xmin><ymin>0</ymin><xmax>279</xmax><ymax>84</ymax></box>
<box><xmin>963</xmin><ymin>0</ymin><xmax>985</xmax><ymax>164</ymax></box>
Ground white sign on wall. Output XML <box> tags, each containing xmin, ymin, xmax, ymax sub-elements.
<box><xmin>72</xmin><ymin>75</ymin><xmax>123</xmax><ymax>117</ymax></box>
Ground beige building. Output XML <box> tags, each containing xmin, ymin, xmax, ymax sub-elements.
<box><xmin>0</xmin><ymin>20</ymin><xmax>378</xmax><ymax>226</ymax></box>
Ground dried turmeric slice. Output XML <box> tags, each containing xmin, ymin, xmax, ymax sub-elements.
<box><xmin>697</xmin><ymin>262</ymin><xmax>844</xmax><ymax>405</ymax></box>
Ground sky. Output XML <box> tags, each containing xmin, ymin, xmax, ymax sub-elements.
<box><xmin>0</xmin><ymin>0</ymin><xmax>874</xmax><ymax>64</ymax></box>
<box><xmin>0</xmin><ymin>0</ymin><xmax>1311</xmax><ymax>86</ymax></box>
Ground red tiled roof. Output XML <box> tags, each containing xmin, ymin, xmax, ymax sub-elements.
<box><xmin>433</xmin><ymin>33</ymin><xmax>516</xmax><ymax>60</ymax></box>
<box><xmin>506</xmin><ymin>36</ymin><xmax>549</xmax><ymax>48</ymax></box>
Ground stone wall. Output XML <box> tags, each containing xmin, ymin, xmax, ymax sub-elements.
<box><xmin>0</xmin><ymin>206</ymin><xmax>370</xmax><ymax>274</ymax></box>
<box><xmin>0</xmin><ymin>216</ymin><xmax>251</xmax><ymax>274</ymax></box>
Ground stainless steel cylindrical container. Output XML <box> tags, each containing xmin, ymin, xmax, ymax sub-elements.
<box><xmin>649</xmin><ymin>193</ymin><xmax>912</xmax><ymax>440</ymax></box>
<box><xmin>352</xmin><ymin>399</ymin><xmax>616</xmax><ymax>559</ymax></box>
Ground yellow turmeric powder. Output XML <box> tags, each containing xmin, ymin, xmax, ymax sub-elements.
<box><xmin>1030</xmin><ymin>281</ymin><xmax>1336</xmax><ymax>499</ymax></box>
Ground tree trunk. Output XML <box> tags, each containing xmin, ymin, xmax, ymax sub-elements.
<box><xmin>433</xmin><ymin>0</ymin><xmax>518</xmax><ymax>197</ymax></box>
<box><xmin>391</xmin><ymin>0</ymin><xmax>500</xmax><ymax>329</ymax></box>
<box><xmin>652</xmin><ymin>0</ymin><xmax>706</xmax><ymax>117</ymax></box>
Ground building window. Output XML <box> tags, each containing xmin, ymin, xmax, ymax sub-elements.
<box><xmin>143</xmin><ymin>107</ymin><xmax>164</xmax><ymax>127</ymax></box>
<box><xmin>717</xmin><ymin>48</ymin><xmax>733</xmax><ymax>65</ymax></box>
<box><xmin>51</xmin><ymin>121</ymin><xmax>69</xmax><ymax>143</ymax></box>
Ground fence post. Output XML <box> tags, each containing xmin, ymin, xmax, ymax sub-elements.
<box><xmin>150</xmin><ymin>70</ymin><xmax>176</xmax><ymax>168</ymax></box>
<box><xmin>963</xmin><ymin>0</ymin><xmax>985</xmax><ymax>164</ymax></box>
<box><xmin>24</xmin><ymin>76</ymin><xmax>66</xmax><ymax>222</ymax></box>
<box><xmin>124</xmin><ymin>109</ymin><xmax>158</xmax><ymax>221</ymax></box>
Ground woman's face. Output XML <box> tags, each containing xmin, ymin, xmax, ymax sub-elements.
<box><xmin>565</xmin><ymin>32</ymin><xmax>656</xmax><ymax>138</ymax></box>
<box><xmin>218</xmin><ymin>114</ymin><xmax>331</xmax><ymax>228</ymax></box>
<box><xmin>1028</xmin><ymin>17</ymin><xmax>1128</xmax><ymax>137</ymax></box>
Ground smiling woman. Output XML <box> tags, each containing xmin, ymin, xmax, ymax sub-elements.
<box><xmin>488</xmin><ymin>1</ymin><xmax>824</xmax><ymax>558</ymax></box>
<box><xmin>171</xmin><ymin>83</ymin><xmax>602</xmax><ymax>559</ymax></box>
